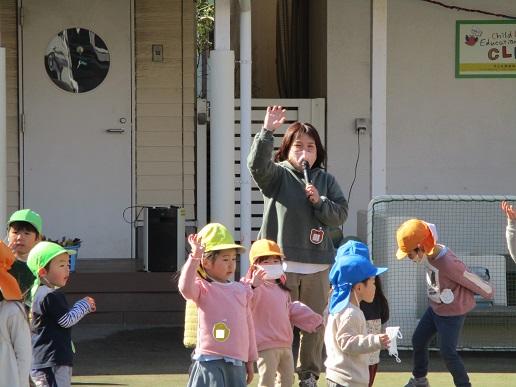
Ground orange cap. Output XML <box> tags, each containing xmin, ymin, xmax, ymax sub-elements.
<box><xmin>249</xmin><ymin>239</ymin><xmax>284</xmax><ymax>265</ymax></box>
<box><xmin>395</xmin><ymin>219</ymin><xmax>436</xmax><ymax>260</ymax></box>
<box><xmin>0</xmin><ymin>241</ymin><xmax>23</xmax><ymax>300</ymax></box>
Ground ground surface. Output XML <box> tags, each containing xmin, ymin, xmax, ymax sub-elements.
<box><xmin>71</xmin><ymin>325</ymin><xmax>516</xmax><ymax>386</ymax></box>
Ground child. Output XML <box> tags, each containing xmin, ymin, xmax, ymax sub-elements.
<box><xmin>27</xmin><ymin>241</ymin><xmax>96</xmax><ymax>387</ymax></box>
<box><xmin>501</xmin><ymin>201</ymin><xmax>515</xmax><ymax>263</ymax></box>
<box><xmin>178</xmin><ymin>223</ymin><xmax>258</xmax><ymax>387</ymax></box>
<box><xmin>396</xmin><ymin>219</ymin><xmax>494</xmax><ymax>387</ymax></box>
<box><xmin>360</xmin><ymin>275</ymin><xmax>389</xmax><ymax>387</ymax></box>
<box><xmin>0</xmin><ymin>240</ymin><xmax>32</xmax><ymax>387</ymax></box>
<box><xmin>7</xmin><ymin>209</ymin><xmax>43</xmax><ymax>306</ymax></box>
<box><xmin>324</xmin><ymin>240</ymin><xmax>390</xmax><ymax>387</ymax></box>
<box><xmin>248</xmin><ymin>105</ymin><xmax>348</xmax><ymax>386</ymax></box>
<box><xmin>245</xmin><ymin>239</ymin><xmax>323</xmax><ymax>387</ymax></box>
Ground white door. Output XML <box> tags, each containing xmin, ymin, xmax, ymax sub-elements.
<box><xmin>22</xmin><ymin>0</ymin><xmax>132</xmax><ymax>259</ymax></box>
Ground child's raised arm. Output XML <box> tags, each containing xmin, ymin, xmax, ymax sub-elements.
<box><xmin>502</xmin><ymin>201</ymin><xmax>516</xmax><ymax>263</ymax></box>
<box><xmin>178</xmin><ymin>234</ymin><xmax>205</xmax><ymax>302</ymax></box>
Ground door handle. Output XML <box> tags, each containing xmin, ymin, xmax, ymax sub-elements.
<box><xmin>105</xmin><ymin>128</ymin><xmax>125</xmax><ymax>133</ymax></box>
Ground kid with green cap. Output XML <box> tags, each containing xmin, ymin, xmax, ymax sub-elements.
<box><xmin>27</xmin><ymin>241</ymin><xmax>96</xmax><ymax>387</ymax></box>
<box><xmin>178</xmin><ymin>223</ymin><xmax>258</xmax><ymax>387</ymax></box>
<box><xmin>6</xmin><ymin>209</ymin><xmax>43</xmax><ymax>306</ymax></box>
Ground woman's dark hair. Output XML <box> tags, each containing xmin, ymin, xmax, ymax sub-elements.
<box><xmin>374</xmin><ymin>276</ymin><xmax>390</xmax><ymax>324</ymax></box>
<box><xmin>273</xmin><ymin>122</ymin><xmax>326</xmax><ymax>169</ymax></box>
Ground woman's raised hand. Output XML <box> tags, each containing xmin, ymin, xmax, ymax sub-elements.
<box><xmin>263</xmin><ymin>105</ymin><xmax>286</xmax><ymax>132</ymax></box>
<box><xmin>502</xmin><ymin>201</ymin><xmax>516</xmax><ymax>220</ymax></box>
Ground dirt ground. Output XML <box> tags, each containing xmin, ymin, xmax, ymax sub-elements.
<box><xmin>71</xmin><ymin>325</ymin><xmax>516</xmax><ymax>377</ymax></box>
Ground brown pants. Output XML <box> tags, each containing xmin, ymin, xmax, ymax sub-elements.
<box><xmin>256</xmin><ymin>348</ymin><xmax>295</xmax><ymax>387</ymax></box>
<box><xmin>285</xmin><ymin>268</ymin><xmax>330</xmax><ymax>379</ymax></box>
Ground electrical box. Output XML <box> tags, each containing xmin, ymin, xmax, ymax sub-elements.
<box><xmin>136</xmin><ymin>206</ymin><xmax>186</xmax><ymax>272</ymax></box>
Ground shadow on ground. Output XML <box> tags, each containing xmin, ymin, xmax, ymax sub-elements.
<box><xmin>72</xmin><ymin>325</ymin><xmax>516</xmax><ymax>376</ymax></box>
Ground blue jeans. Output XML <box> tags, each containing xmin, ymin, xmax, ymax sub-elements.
<box><xmin>412</xmin><ymin>307</ymin><xmax>471</xmax><ymax>387</ymax></box>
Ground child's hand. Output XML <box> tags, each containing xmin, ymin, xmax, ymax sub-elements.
<box><xmin>84</xmin><ymin>296</ymin><xmax>96</xmax><ymax>312</ymax></box>
<box><xmin>188</xmin><ymin>234</ymin><xmax>204</xmax><ymax>260</ymax></box>
<box><xmin>245</xmin><ymin>361</ymin><xmax>254</xmax><ymax>384</ymax></box>
<box><xmin>502</xmin><ymin>201</ymin><xmax>516</xmax><ymax>220</ymax></box>
<box><xmin>378</xmin><ymin>333</ymin><xmax>390</xmax><ymax>349</ymax></box>
<box><xmin>263</xmin><ymin>106</ymin><xmax>286</xmax><ymax>132</ymax></box>
<box><xmin>250</xmin><ymin>266</ymin><xmax>266</xmax><ymax>288</ymax></box>
<box><xmin>305</xmin><ymin>184</ymin><xmax>321</xmax><ymax>204</ymax></box>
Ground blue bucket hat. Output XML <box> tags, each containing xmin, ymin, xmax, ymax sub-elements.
<box><xmin>329</xmin><ymin>240</ymin><xmax>388</xmax><ymax>315</ymax></box>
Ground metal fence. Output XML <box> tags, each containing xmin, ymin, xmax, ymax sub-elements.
<box><xmin>368</xmin><ymin>195</ymin><xmax>516</xmax><ymax>351</ymax></box>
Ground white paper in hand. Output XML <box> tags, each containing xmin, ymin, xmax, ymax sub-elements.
<box><xmin>385</xmin><ymin>326</ymin><xmax>403</xmax><ymax>363</ymax></box>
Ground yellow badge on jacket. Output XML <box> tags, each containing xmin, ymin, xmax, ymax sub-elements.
<box><xmin>213</xmin><ymin>321</ymin><xmax>230</xmax><ymax>342</ymax></box>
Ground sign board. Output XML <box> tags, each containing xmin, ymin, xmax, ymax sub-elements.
<box><xmin>456</xmin><ymin>20</ymin><xmax>516</xmax><ymax>78</ymax></box>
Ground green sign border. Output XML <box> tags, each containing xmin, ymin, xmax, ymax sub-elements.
<box><xmin>455</xmin><ymin>20</ymin><xmax>516</xmax><ymax>79</ymax></box>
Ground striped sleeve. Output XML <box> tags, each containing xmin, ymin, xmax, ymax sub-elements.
<box><xmin>57</xmin><ymin>298</ymin><xmax>93</xmax><ymax>328</ymax></box>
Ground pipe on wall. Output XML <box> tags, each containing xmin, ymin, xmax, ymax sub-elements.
<box><xmin>239</xmin><ymin>0</ymin><xmax>252</xmax><ymax>272</ymax></box>
<box><xmin>0</xmin><ymin>48</ymin><xmax>6</xmax><ymax>229</ymax></box>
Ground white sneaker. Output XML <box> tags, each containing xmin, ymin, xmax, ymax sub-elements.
<box><xmin>404</xmin><ymin>376</ymin><xmax>430</xmax><ymax>387</ymax></box>
<box><xmin>299</xmin><ymin>374</ymin><xmax>318</xmax><ymax>387</ymax></box>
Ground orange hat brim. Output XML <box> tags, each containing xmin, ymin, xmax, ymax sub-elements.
<box><xmin>0</xmin><ymin>271</ymin><xmax>23</xmax><ymax>301</ymax></box>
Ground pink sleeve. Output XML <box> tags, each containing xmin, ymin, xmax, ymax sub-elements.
<box><xmin>178</xmin><ymin>255</ymin><xmax>203</xmax><ymax>302</ymax></box>
<box><xmin>246</xmin><ymin>287</ymin><xmax>259</xmax><ymax>361</ymax></box>
<box><xmin>444</xmin><ymin>258</ymin><xmax>494</xmax><ymax>300</ymax></box>
<box><xmin>289</xmin><ymin>300</ymin><xmax>323</xmax><ymax>333</ymax></box>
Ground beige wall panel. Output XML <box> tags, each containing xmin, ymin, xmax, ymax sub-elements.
<box><xmin>138</xmin><ymin>116</ymin><xmax>178</xmax><ymax>132</ymax></box>
<box><xmin>137</xmin><ymin>131</ymin><xmax>182</xmax><ymax>146</ymax></box>
<box><xmin>136</xmin><ymin>0</ymin><xmax>194</xmax><ymax>220</ymax></box>
<box><xmin>138</xmin><ymin>175</ymin><xmax>182</xmax><ymax>190</ymax></box>
<box><xmin>138</xmin><ymin>103</ymin><xmax>183</xmax><ymax>117</ymax></box>
<box><xmin>183</xmin><ymin>131</ymin><xmax>194</xmax><ymax>146</ymax></box>
<box><xmin>7</xmin><ymin>146</ymin><xmax>18</xmax><ymax>164</ymax></box>
<box><xmin>137</xmin><ymin>162</ymin><xmax>183</xmax><ymax>176</ymax></box>
<box><xmin>137</xmin><ymin>147</ymin><xmax>183</xmax><ymax>162</ymax></box>
<box><xmin>183</xmin><ymin>146</ymin><xmax>194</xmax><ymax>162</ymax></box>
<box><xmin>138</xmin><ymin>88</ymin><xmax>184</xmax><ymax>104</ymax></box>
<box><xmin>138</xmin><ymin>190</ymin><xmax>183</xmax><ymax>205</ymax></box>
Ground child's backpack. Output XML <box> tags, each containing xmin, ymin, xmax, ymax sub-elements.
<box><xmin>182</xmin><ymin>265</ymin><xmax>207</xmax><ymax>348</ymax></box>
<box><xmin>183</xmin><ymin>299</ymin><xmax>198</xmax><ymax>348</ymax></box>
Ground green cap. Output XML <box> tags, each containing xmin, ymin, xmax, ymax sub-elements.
<box><xmin>27</xmin><ymin>241</ymin><xmax>75</xmax><ymax>300</ymax></box>
<box><xmin>27</xmin><ymin>241</ymin><xmax>75</xmax><ymax>278</ymax></box>
<box><xmin>198</xmin><ymin>223</ymin><xmax>245</xmax><ymax>253</ymax></box>
<box><xmin>8</xmin><ymin>209</ymin><xmax>43</xmax><ymax>235</ymax></box>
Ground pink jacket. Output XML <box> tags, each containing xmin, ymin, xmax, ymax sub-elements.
<box><xmin>249</xmin><ymin>281</ymin><xmax>323</xmax><ymax>352</ymax></box>
<box><xmin>178</xmin><ymin>256</ymin><xmax>258</xmax><ymax>362</ymax></box>
<box><xmin>424</xmin><ymin>247</ymin><xmax>494</xmax><ymax>316</ymax></box>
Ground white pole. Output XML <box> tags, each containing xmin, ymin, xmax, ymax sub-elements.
<box><xmin>209</xmin><ymin>0</ymin><xmax>235</xmax><ymax>234</ymax></box>
<box><xmin>371</xmin><ymin>0</ymin><xmax>387</xmax><ymax>198</ymax></box>
<box><xmin>0</xmin><ymin>48</ymin><xmax>6</xmax><ymax>230</ymax></box>
<box><xmin>239</xmin><ymin>0</ymin><xmax>252</xmax><ymax>274</ymax></box>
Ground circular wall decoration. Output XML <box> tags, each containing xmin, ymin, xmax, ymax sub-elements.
<box><xmin>45</xmin><ymin>27</ymin><xmax>110</xmax><ymax>93</ymax></box>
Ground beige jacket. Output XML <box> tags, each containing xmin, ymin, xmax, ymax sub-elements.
<box><xmin>0</xmin><ymin>300</ymin><xmax>31</xmax><ymax>387</ymax></box>
<box><xmin>324</xmin><ymin>303</ymin><xmax>382</xmax><ymax>387</ymax></box>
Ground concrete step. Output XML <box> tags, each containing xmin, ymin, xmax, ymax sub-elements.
<box><xmin>63</xmin><ymin>270</ymin><xmax>185</xmax><ymax>326</ymax></box>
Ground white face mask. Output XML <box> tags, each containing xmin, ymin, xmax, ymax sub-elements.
<box><xmin>258</xmin><ymin>263</ymin><xmax>284</xmax><ymax>280</ymax></box>
<box><xmin>385</xmin><ymin>326</ymin><xmax>403</xmax><ymax>363</ymax></box>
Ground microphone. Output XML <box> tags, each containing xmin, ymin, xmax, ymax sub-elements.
<box><xmin>301</xmin><ymin>160</ymin><xmax>311</xmax><ymax>185</ymax></box>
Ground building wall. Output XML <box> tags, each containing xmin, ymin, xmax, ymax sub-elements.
<box><xmin>328</xmin><ymin>0</ymin><xmax>516</xmax><ymax>237</ymax></box>
<box><xmin>327</xmin><ymin>0</ymin><xmax>372</xmax><ymax>237</ymax></box>
<box><xmin>387</xmin><ymin>0</ymin><xmax>516</xmax><ymax>195</ymax></box>
<box><xmin>0</xmin><ymin>0</ymin><xmax>19</xmax><ymax>216</ymax></box>
<box><xmin>1</xmin><ymin>1</ymin><xmax>196</xmax><ymax>221</ymax></box>
<box><xmin>135</xmin><ymin>0</ymin><xmax>195</xmax><ymax>219</ymax></box>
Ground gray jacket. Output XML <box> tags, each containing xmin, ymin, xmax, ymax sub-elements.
<box><xmin>247</xmin><ymin>128</ymin><xmax>348</xmax><ymax>264</ymax></box>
